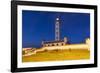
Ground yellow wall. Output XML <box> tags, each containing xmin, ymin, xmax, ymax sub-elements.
<box><xmin>42</xmin><ymin>38</ymin><xmax>90</xmax><ymax>51</ymax></box>
<box><xmin>42</xmin><ymin>44</ymin><xmax>90</xmax><ymax>50</ymax></box>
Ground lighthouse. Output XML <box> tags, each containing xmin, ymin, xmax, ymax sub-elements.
<box><xmin>42</xmin><ymin>17</ymin><xmax>68</xmax><ymax>47</ymax></box>
<box><xmin>55</xmin><ymin>17</ymin><xmax>60</xmax><ymax>41</ymax></box>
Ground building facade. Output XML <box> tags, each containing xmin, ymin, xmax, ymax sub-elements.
<box><xmin>42</xmin><ymin>37</ymin><xmax>68</xmax><ymax>47</ymax></box>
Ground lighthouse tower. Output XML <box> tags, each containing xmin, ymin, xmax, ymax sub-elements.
<box><xmin>55</xmin><ymin>17</ymin><xmax>60</xmax><ymax>41</ymax></box>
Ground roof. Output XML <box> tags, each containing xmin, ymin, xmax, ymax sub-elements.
<box><xmin>43</xmin><ymin>40</ymin><xmax>64</xmax><ymax>44</ymax></box>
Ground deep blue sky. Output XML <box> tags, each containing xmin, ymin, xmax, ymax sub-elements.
<box><xmin>22</xmin><ymin>10</ymin><xmax>90</xmax><ymax>48</ymax></box>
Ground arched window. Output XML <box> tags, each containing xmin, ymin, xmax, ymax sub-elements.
<box><xmin>62</xmin><ymin>43</ymin><xmax>64</xmax><ymax>45</ymax></box>
<box><xmin>52</xmin><ymin>44</ymin><xmax>54</xmax><ymax>46</ymax></box>
<box><xmin>48</xmin><ymin>44</ymin><xmax>50</xmax><ymax>46</ymax></box>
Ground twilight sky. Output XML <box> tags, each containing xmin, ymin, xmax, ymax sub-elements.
<box><xmin>22</xmin><ymin>10</ymin><xmax>90</xmax><ymax>48</ymax></box>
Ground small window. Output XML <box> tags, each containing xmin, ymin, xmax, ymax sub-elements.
<box><xmin>52</xmin><ymin>44</ymin><xmax>54</xmax><ymax>46</ymax></box>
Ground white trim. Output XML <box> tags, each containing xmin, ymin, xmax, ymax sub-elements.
<box><xmin>17</xmin><ymin>5</ymin><xmax>94</xmax><ymax>68</ymax></box>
